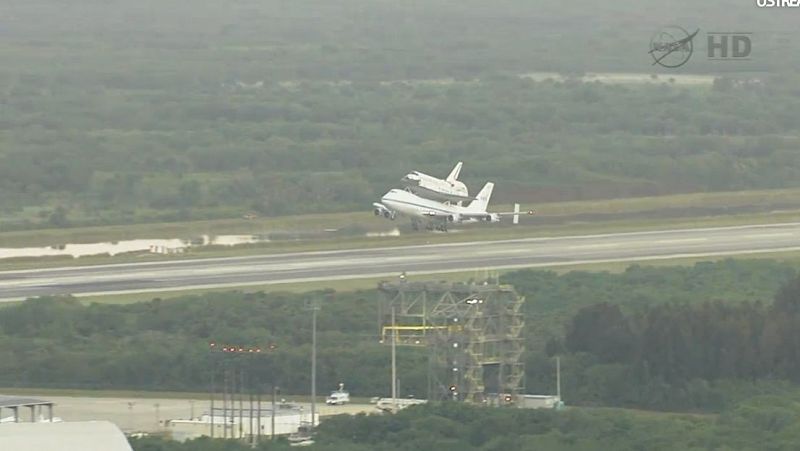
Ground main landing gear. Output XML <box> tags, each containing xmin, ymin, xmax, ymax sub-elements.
<box><xmin>412</xmin><ymin>220</ymin><xmax>447</xmax><ymax>232</ymax></box>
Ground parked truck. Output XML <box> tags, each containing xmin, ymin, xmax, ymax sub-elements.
<box><xmin>325</xmin><ymin>383</ymin><xmax>350</xmax><ymax>405</ymax></box>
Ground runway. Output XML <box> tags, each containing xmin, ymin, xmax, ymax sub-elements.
<box><xmin>1</xmin><ymin>222</ymin><xmax>800</xmax><ymax>301</ymax></box>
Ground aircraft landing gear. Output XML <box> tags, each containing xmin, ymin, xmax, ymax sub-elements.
<box><xmin>411</xmin><ymin>219</ymin><xmax>421</xmax><ymax>231</ymax></box>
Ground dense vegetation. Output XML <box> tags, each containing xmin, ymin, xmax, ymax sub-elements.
<box><xmin>554</xmin><ymin>277</ymin><xmax>800</xmax><ymax>411</ymax></box>
<box><xmin>130</xmin><ymin>399</ymin><xmax>800</xmax><ymax>451</ymax></box>
<box><xmin>1</xmin><ymin>259</ymin><xmax>798</xmax><ymax>414</ymax></box>
<box><xmin>2</xmin><ymin>0</ymin><xmax>800</xmax><ymax>229</ymax></box>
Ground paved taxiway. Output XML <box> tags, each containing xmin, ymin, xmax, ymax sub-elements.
<box><xmin>31</xmin><ymin>396</ymin><xmax>373</xmax><ymax>433</ymax></box>
<box><xmin>1</xmin><ymin>222</ymin><xmax>800</xmax><ymax>300</ymax></box>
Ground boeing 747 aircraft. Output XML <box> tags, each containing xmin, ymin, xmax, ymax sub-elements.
<box><xmin>374</xmin><ymin>182</ymin><xmax>526</xmax><ymax>231</ymax></box>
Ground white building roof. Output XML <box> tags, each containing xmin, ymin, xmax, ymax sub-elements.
<box><xmin>0</xmin><ymin>395</ymin><xmax>53</xmax><ymax>409</ymax></box>
<box><xmin>0</xmin><ymin>420</ymin><xmax>132</xmax><ymax>451</ymax></box>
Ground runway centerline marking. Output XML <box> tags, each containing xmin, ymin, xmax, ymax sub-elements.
<box><xmin>567</xmin><ymin>243</ymin><xmax>622</xmax><ymax>250</ymax></box>
<box><xmin>652</xmin><ymin>238</ymin><xmax>709</xmax><ymax>244</ymax></box>
<box><xmin>739</xmin><ymin>232</ymin><xmax>796</xmax><ymax>239</ymax></box>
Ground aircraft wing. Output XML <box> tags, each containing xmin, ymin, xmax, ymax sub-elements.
<box><xmin>493</xmin><ymin>204</ymin><xmax>535</xmax><ymax>216</ymax></box>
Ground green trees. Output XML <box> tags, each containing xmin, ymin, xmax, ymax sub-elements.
<box><xmin>129</xmin><ymin>399</ymin><xmax>800</xmax><ymax>451</ymax></box>
<box><xmin>3</xmin><ymin>1</ymin><xmax>800</xmax><ymax>229</ymax></box>
<box><xmin>555</xmin><ymin>274</ymin><xmax>800</xmax><ymax>410</ymax></box>
<box><xmin>0</xmin><ymin>290</ymin><xmax>427</xmax><ymax>395</ymax></box>
<box><xmin>0</xmin><ymin>259</ymin><xmax>798</xmax><ymax>412</ymax></box>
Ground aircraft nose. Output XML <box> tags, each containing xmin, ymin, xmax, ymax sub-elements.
<box><xmin>403</xmin><ymin>173</ymin><xmax>420</xmax><ymax>182</ymax></box>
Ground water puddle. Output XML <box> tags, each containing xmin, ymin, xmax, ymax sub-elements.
<box><xmin>0</xmin><ymin>229</ymin><xmax>404</xmax><ymax>260</ymax></box>
<box><xmin>0</xmin><ymin>235</ymin><xmax>271</xmax><ymax>260</ymax></box>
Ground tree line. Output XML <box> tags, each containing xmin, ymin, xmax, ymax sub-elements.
<box><xmin>545</xmin><ymin>274</ymin><xmax>800</xmax><ymax>411</ymax></box>
<box><xmin>4</xmin><ymin>74</ymin><xmax>800</xmax><ymax>230</ymax></box>
<box><xmin>129</xmin><ymin>398</ymin><xmax>800</xmax><ymax>451</ymax></box>
<box><xmin>3</xmin><ymin>1</ymin><xmax>800</xmax><ymax>229</ymax></box>
<box><xmin>1</xmin><ymin>259</ymin><xmax>798</xmax><ymax>414</ymax></box>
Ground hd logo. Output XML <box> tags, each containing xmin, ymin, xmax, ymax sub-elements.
<box><xmin>707</xmin><ymin>33</ymin><xmax>752</xmax><ymax>60</ymax></box>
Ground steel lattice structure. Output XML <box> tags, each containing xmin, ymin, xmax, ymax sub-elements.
<box><xmin>378</xmin><ymin>279</ymin><xmax>525</xmax><ymax>403</ymax></box>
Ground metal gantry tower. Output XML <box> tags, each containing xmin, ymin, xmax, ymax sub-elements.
<box><xmin>378</xmin><ymin>279</ymin><xmax>525</xmax><ymax>404</ymax></box>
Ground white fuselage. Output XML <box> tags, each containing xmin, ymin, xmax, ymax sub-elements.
<box><xmin>401</xmin><ymin>171</ymin><xmax>470</xmax><ymax>203</ymax></box>
<box><xmin>379</xmin><ymin>189</ymin><xmax>496</xmax><ymax>223</ymax></box>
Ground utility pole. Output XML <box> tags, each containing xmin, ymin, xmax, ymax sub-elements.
<box><xmin>239</xmin><ymin>368</ymin><xmax>244</xmax><ymax>439</ymax></box>
<box><xmin>223</xmin><ymin>368</ymin><xmax>228</xmax><ymax>438</ymax></box>
<box><xmin>391</xmin><ymin>305</ymin><xmax>398</xmax><ymax>412</ymax></box>
<box><xmin>210</xmin><ymin>372</ymin><xmax>215</xmax><ymax>437</ymax></box>
<box><xmin>256</xmin><ymin>389</ymin><xmax>262</xmax><ymax>444</ymax></box>
<box><xmin>312</xmin><ymin>303</ymin><xmax>317</xmax><ymax>427</ymax></box>
<box><xmin>249</xmin><ymin>391</ymin><xmax>254</xmax><ymax>446</ymax></box>
<box><xmin>556</xmin><ymin>356</ymin><xmax>561</xmax><ymax>401</ymax></box>
<box><xmin>306</xmin><ymin>297</ymin><xmax>321</xmax><ymax>428</ymax></box>
<box><xmin>271</xmin><ymin>386</ymin><xmax>278</xmax><ymax>440</ymax></box>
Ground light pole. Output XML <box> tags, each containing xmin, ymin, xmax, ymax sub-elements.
<box><xmin>391</xmin><ymin>305</ymin><xmax>398</xmax><ymax>412</ymax></box>
<box><xmin>312</xmin><ymin>304</ymin><xmax>317</xmax><ymax>427</ymax></box>
<box><xmin>208</xmin><ymin>342</ymin><xmax>269</xmax><ymax>442</ymax></box>
<box><xmin>271</xmin><ymin>385</ymin><xmax>278</xmax><ymax>440</ymax></box>
<box><xmin>305</xmin><ymin>296</ymin><xmax>321</xmax><ymax>428</ymax></box>
<box><xmin>556</xmin><ymin>356</ymin><xmax>561</xmax><ymax>401</ymax></box>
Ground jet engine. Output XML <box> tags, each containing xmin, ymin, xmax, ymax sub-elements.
<box><xmin>372</xmin><ymin>203</ymin><xmax>396</xmax><ymax>220</ymax></box>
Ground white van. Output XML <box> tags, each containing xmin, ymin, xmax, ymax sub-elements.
<box><xmin>325</xmin><ymin>383</ymin><xmax>350</xmax><ymax>405</ymax></box>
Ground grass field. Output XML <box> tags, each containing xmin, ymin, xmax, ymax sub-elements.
<box><xmin>4</xmin><ymin>187</ymin><xmax>800</xmax><ymax>247</ymax></box>
<box><xmin>1</xmin><ymin>188</ymin><xmax>800</xmax><ymax>272</ymax></box>
<box><xmin>77</xmin><ymin>271</ymin><xmax>493</xmax><ymax>305</ymax></box>
<box><xmin>2</xmin><ymin>207</ymin><xmax>799</xmax><ymax>273</ymax></box>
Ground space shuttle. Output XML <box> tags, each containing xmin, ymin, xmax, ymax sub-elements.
<box><xmin>401</xmin><ymin>162</ymin><xmax>472</xmax><ymax>204</ymax></box>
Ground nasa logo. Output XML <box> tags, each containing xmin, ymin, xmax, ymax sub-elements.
<box><xmin>648</xmin><ymin>26</ymin><xmax>699</xmax><ymax>68</ymax></box>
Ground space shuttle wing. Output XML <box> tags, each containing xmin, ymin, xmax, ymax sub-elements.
<box><xmin>451</xmin><ymin>194</ymin><xmax>476</xmax><ymax>201</ymax></box>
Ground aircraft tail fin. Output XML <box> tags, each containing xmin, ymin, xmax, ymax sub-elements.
<box><xmin>446</xmin><ymin>162</ymin><xmax>463</xmax><ymax>183</ymax></box>
<box><xmin>465</xmin><ymin>182</ymin><xmax>494</xmax><ymax>212</ymax></box>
